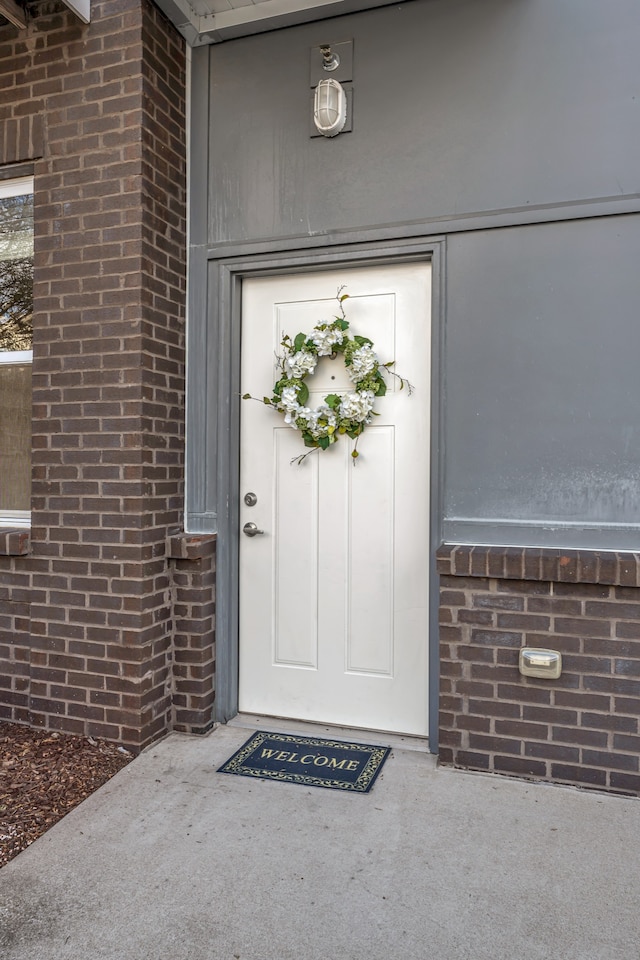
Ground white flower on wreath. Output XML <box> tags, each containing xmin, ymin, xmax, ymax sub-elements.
<box><xmin>307</xmin><ymin>403</ymin><xmax>338</xmax><ymax>435</ymax></box>
<box><xmin>347</xmin><ymin>344</ymin><xmax>378</xmax><ymax>382</ymax></box>
<box><xmin>339</xmin><ymin>390</ymin><xmax>376</xmax><ymax>423</ymax></box>
<box><xmin>285</xmin><ymin>350</ymin><xmax>317</xmax><ymax>379</ymax></box>
<box><xmin>294</xmin><ymin>406</ymin><xmax>312</xmax><ymax>427</ymax></box>
<box><xmin>310</xmin><ymin>325</ymin><xmax>344</xmax><ymax>356</ymax></box>
<box><xmin>278</xmin><ymin>386</ymin><xmax>301</xmax><ymax>426</ymax></box>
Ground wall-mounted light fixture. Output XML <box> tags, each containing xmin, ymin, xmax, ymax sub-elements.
<box><xmin>320</xmin><ymin>44</ymin><xmax>340</xmax><ymax>72</ymax></box>
<box><xmin>313</xmin><ymin>78</ymin><xmax>347</xmax><ymax>137</ymax></box>
<box><xmin>310</xmin><ymin>40</ymin><xmax>353</xmax><ymax>139</ymax></box>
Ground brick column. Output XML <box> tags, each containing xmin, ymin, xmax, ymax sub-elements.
<box><xmin>167</xmin><ymin>534</ymin><xmax>216</xmax><ymax>734</ymax></box>
<box><xmin>0</xmin><ymin>0</ymin><xmax>190</xmax><ymax>751</ymax></box>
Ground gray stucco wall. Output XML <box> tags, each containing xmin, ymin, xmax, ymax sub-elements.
<box><xmin>190</xmin><ymin>0</ymin><xmax>640</xmax><ymax>548</ymax></box>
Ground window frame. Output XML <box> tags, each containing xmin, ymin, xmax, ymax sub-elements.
<box><xmin>0</xmin><ymin>175</ymin><xmax>34</xmax><ymax>529</ymax></box>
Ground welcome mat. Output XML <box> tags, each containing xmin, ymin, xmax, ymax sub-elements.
<box><xmin>217</xmin><ymin>731</ymin><xmax>391</xmax><ymax>793</ymax></box>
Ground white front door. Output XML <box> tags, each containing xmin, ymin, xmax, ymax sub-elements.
<box><xmin>239</xmin><ymin>263</ymin><xmax>431</xmax><ymax>736</ymax></box>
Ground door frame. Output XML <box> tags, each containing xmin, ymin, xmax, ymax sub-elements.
<box><xmin>195</xmin><ymin>237</ymin><xmax>446</xmax><ymax>751</ymax></box>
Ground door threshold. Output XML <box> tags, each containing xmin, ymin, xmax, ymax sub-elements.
<box><xmin>228</xmin><ymin>713</ymin><xmax>431</xmax><ymax>755</ymax></box>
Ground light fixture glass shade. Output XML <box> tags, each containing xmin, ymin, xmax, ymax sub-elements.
<box><xmin>313</xmin><ymin>79</ymin><xmax>347</xmax><ymax>138</ymax></box>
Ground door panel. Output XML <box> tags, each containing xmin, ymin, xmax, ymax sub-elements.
<box><xmin>239</xmin><ymin>263</ymin><xmax>431</xmax><ymax>735</ymax></box>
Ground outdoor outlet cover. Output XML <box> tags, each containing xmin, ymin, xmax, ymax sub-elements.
<box><xmin>519</xmin><ymin>648</ymin><xmax>562</xmax><ymax>680</ymax></box>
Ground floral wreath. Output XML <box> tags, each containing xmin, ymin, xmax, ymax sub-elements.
<box><xmin>243</xmin><ymin>288</ymin><xmax>412</xmax><ymax>463</ymax></box>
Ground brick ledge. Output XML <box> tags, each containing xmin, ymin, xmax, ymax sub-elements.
<box><xmin>0</xmin><ymin>528</ymin><xmax>31</xmax><ymax>556</ymax></box>
<box><xmin>167</xmin><ymin>532</ymin><xmax>217</xmax><ymax>561</ymax></box>
<box><xmin>436</xmin><ymin>543</ymin><xmax>640</xmax><ymax>587</ymax></box>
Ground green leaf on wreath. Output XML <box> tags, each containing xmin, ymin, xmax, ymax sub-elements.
<box><xmin>298</xmin><ymin>382</ymin><xmax>309</xmax><ymax>405</ymax></box>
<box><xmin>335</xmin><ymin>319</ymin><xmax>349</xmax><ymax>331</ymax></box>
<box><xmin>294</xmin><ymin>332</ymin><xmax>306</xmax><ymax>352</ymax></box>
<box><xmin>242</xmin><ymin>393</ymin><xmax>251</xmax><ymax>399</ymax></box>
<box><xmin>375</xmin><ymin>377</ymin><xmax>386</xmax><ymax>397</ymax></box>
<box><xmin>354</xmin><ymin>335</ymin><xmax>373</xmax><ymax>347</ymax></box>
<box><xmin>340</xmin><ymin>294</ymin><xmax>349</xmax><ymax>302</ymax></box>
<box><xmin>318</xmin><ymin>436</ymin><xmax>330</xmax><ymax>450</ymax></box>
<box><xmin>324</xmin><ymin>394</ymin><xmax>342</xmax><ymax>410</ymax></box>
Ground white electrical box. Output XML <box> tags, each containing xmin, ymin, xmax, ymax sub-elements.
<box><xmin>519</xmin><ymin>648</ymin><xmax>562</xmax><ymax>680</ymax></box>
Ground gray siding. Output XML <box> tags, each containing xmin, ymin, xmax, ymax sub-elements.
<box><xmin>189</xmin><ymin>0</ymin><xmax>640</xmax><ymax>548</ymax></box>
<box><xmin>445</xmin><ymin>215</ymin><xmax>640</xmax><ymax>548</ymax></box>
<box><xmin>206</xmin><ymin>0</ymin><xmax>638</xmax><ymax>246</ymax></box>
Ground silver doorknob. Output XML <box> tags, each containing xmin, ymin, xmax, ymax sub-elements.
<box><xmin>243</xmin><ymin>522</ymin><xmax>264</xmax><ymax>537</ymax></box>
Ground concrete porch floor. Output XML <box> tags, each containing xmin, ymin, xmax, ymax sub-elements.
<box><xmin>0</xmin><ymin>719</ymin><xmax>638</xmax><ymax>960</ymax></box>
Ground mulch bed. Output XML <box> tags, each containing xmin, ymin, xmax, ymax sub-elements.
<box><xmin>0</xmin><ymin>721</ymin><xmax>133</xmax><ymax>868</ymax></box>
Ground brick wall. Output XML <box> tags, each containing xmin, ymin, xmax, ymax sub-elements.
<box><xmin>0</xmin><ymin>0</ymin><xmax>214</xmax><ymax>751</ymax></box>
<box><xmin>0</xmin><ymin>548</ymin><xmax>31</xmax><ymax>724</ymax></box>
<box><xmin>438</xmin><ymin>546</ymin><xmax>640</xmax><ymax>795</ymax></box>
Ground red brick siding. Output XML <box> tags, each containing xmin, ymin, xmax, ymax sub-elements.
<box><xmin>438</xmin><ymin>546</ymin><xmax>640</xmax><ymax>795</ymax></box>
<box><xmin>0</xmin><ymin>0</ymin><xmax>201</xmax><ymax>751</ymax></box>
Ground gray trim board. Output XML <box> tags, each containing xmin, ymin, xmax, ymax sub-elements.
<box><xmin>205</xmin><ymin>238</ymin><xmax>445</xmax><ymax>751</ymax></box>
<box><xmin>205</xmin><ymin>195</ymin><xmax>640</xmax><ymax>263</ymax></box>
<box><xmin>186</xmin><ymin>46</ymin><xmax>214</xmax><ymax>533</ymax></box>
<box><xmin>445</xmin><ymin>519</ymin><xmax>640</xmax><ymax>553</ymax></box>
<box><xmin>428</xmin><ymin>239</ymin><xmax>445</xmax><ymax>755</ymax></box>
<box><xmin>211</xmin><ymin>258</ymin><xmax>242</xmax><ymax>723</ymax></box>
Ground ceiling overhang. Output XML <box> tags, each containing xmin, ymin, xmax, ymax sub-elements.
<box><xmin>62</xmin><ymin>0</ymin><xmax>91</xmax><ymax>23</ymax></box>
<box><xmin>154</xmin><ymin>0</ymin><xmax>399</xmax><ymax>45</ymax></box>
<box><xmin>2</xmin><ymin>0</ymin><xmax>389</xmax><ymax>45</ymax></box>
<box><xmin>0</xmin><ymin>0</ymin><xmax>26</xmax><ymax>28</ymax></box>
<box><xmin>0</xmin><ymin>0</ymin><xmax>90</xmax><ymax>27</ymax></box>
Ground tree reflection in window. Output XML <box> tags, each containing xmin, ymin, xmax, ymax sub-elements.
<box><xmin>0</xmin><ymin>180</ymin><xmax>33</xmax><ymax>520</ymax></box>
<box><xmin>0</xmin><ymin>190</ymin><xmax>33</xmax><ymax>351</ymax></box>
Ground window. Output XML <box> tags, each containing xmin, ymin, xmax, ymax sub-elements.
<box><xmin>0</xmin><ymin>176</ymin><xmax>33</xmax><ymax>527</ymax></box>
